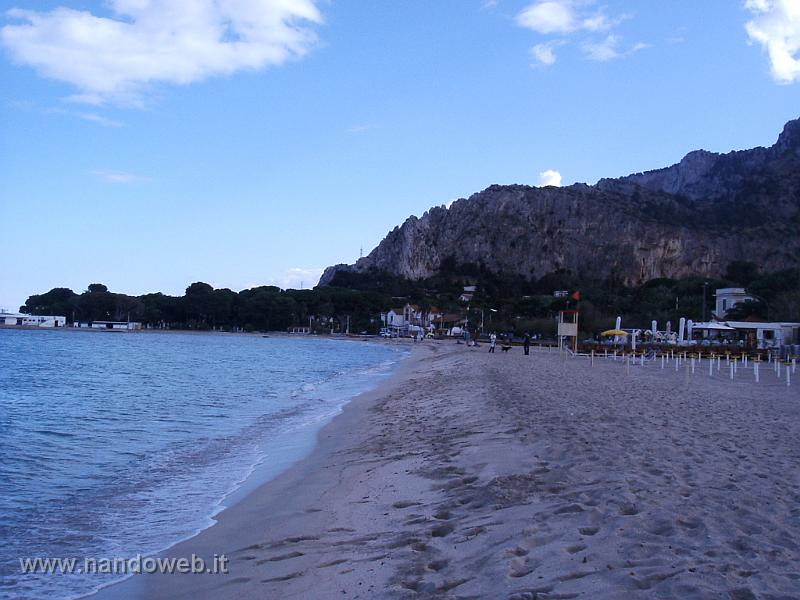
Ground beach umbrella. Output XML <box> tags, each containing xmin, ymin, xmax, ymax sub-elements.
<box><xmin>601</xmin><ymin>329</ymin><xmax>628</xmax><ymax>337</ymax></box>
<box><xmin>694</xmin><ymin>322</ymin><xmax>736</xmax><ymax>331</ymax></box>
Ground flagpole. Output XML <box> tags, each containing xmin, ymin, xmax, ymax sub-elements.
<box><xmin>575</xmin><ymin>297</ymin><xmax>579</xmax><ymax>353</ymax></box>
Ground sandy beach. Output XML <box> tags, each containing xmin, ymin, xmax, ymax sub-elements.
<box><xmin>92</xmin><ymin>341</ymin><xmax>800</xmax><ymax>600</ymax></box>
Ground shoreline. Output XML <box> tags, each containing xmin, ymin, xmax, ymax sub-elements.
<box><xmin>86</xmin><ymin>338</ymin><xmax>423</xmax><ymax>600</ymax></box>
<box><xmin>91</xmin><ymin>342</ymin><xmax>798</xmax><ymax>599</ymax></box>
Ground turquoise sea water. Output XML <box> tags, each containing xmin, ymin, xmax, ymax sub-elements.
<box><xmin>0</xmin><ymin>329</ymin><xmax>404</xmax><ymax>600</ymax></box>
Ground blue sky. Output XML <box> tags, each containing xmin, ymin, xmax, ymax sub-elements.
<box><xmin>1</xmin><ymin>0</ymin><xmax>799</xmax><ymax>310</ymax></box>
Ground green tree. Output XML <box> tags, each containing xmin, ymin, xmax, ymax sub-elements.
<box><xmin>725</xmin><ymin>261</ymin><xmax>760</xmax><ymax>286</ymax></box>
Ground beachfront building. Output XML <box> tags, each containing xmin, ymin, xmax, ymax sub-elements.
<box><xmin>724</xmin><ymin>321</ymin><xmax>800</xmax><ymax>350</ymax></box>
<box><xmin>381</xmin><ymin>304</ymin><xmax>444</xmax><ymax>336</ymax></box>
<box><xmin>0</xmin><ymin>311</ymin><xmax>67</xmax><ymax>327</ymax></box>
<box><xmin>692</xmin><ymin>319</ymin><xmax>800</xmax><ymax>350</ymax></box>
<box><xmin>434</xmin><ymin>313</ymin><xmax>466</xmax><ymax>336</ymax></box>
<box><xmin>714</xmin><ymin>288</ymin><xmax>755</xmax><ymax>318</ymax></box>
<box><xmin>74</xmin><ymin>320</ymin><xmax>142</xmax><ymax>331</ymax></box>
<box><xmin>382</xmin><ymin>307</ymin><xmax>406</xmax><ymax>328</ymax></box>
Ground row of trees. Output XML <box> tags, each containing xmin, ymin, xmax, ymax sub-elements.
<box><xmin>21</xmin><ymin>282</ymin><xmax>387</xmax><ymax>333</ymax></box>
<box><xmin>20</xmin><ymin>261</ymin><xmax>799</xmax><ymax>335</ymax></box>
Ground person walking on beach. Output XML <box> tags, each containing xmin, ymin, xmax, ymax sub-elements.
<box><xmin>523</xmin><ymin>332</ymin><xmax>530</xmax><ymax>355</ymax></box>
<box><xmin>489</xmin><ymin>332</ymin><xmax>497</xmax><ymax>353</ymax></box>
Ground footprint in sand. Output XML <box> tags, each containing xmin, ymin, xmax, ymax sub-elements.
<box><xmin>427</xmin><ymin>559</ymin><xmax>448</xmax><ymax>572</ymax></box>
<box><xmin>509</xmin><ymin>559</ymin><xmax>535</xmax><ymax>578</ymax></box>
<box><xmin>430</xmin><ymin>523</ymin><xmax>455</xmax><ymax>538</ymax></box>
<box><xmin>392</xmin><ymin>500</ymin><xmax>420</xmax><ymax>509</ymax></box>
<box><xmin>554</xmin><ymin>503</ymin><xmax>585</xmax><ymax>515</ymax></box>
<box><xmin>256</xmin><ymin>551</ymin><xmax>304</xmax><ymax>564</ymax></box>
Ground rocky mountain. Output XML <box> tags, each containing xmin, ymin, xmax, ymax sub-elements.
<box><xmin>320</xmin><ymin>118</ymin><xmax>800</xmax><ymax>287</ymax></box>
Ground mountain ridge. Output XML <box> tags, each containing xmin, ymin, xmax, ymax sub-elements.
<box><xmin>320</xmin><ymin>118</ymin><xmax>800</xmax><ymax>287</ymax></box>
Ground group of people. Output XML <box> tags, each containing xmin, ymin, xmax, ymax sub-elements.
<box><xmin>487</xmin><ymin>332</ymin><xmax>533</xmax><ymax>355</ymax></box>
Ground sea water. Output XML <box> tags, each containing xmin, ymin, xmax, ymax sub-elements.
<box><xmin>0</xmin><ymin>329</ymin><xmax>405</xmax><ymax>599</ymax></box>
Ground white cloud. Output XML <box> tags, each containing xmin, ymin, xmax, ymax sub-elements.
<box><xmin>77</xmin><ymin>112</ymin><xmax>123</xmax><ymax>127</ymax></box>
<box><xmin>745</xmin><ymin>0</ymin><xmax>770</xmax><ymax>10</ymax></box>
<box><xmin>517</xmin><ymin>1</ymin><xmax>576</xmax><ymax>34</ymax></box>
<box><xmin>745</xmin><ymin>0</ymin><xmax>800</xmax><ymax>84</ymax></box>
<box><xmin>1</xmin><ymin>0</ymin><xmax>323</xmax><ymax>104</ymax></box>
<box><xmin>273</xmin><ymin>267</ymin><xmax>323</xmax><ymax>290</ymax></box>
<box><xmin>347</xmin><ymin>124</ymin><xmax>370</xmax><ymax>133</ymax></box>
<box><xmin>516</xmin><ymin>1</ymin><xmax>641</xmax><ymax>66</ymax></box>
<box><xmin>582</xmin><ymin>34</ymin><xmax>620</xmax><ymax>61</ymax></box>
<box><xmin>15</xmin><ymin>103</ymin><xmax>125</xmax><ymax>126</ymax></box>
<box><xmin>516</xmin><ymin>1</ymin><xmax>624</xmax><ymax>35</ymax></box>
<box><xmin>582</xmin><ymin>35</ymin><xmax>649</xmax><ymax>61</ymax></box>
<box><xmin>90</xmin><ymin>170</ymin><xmax>149</xmax><ymax>184</ymax></box>
<box><xmin>530</xmin><ymin>41</ymin><xmax>560</xmax><ymax>66</ymax></box>
<box><xmin>538</xmin><ymin>169</ymin><xmax>562</xmax><ymax>187</ymax></box>
<box><xmin>666</xmin><ymin>25</ymin><xmax>688</xmax><ymax>45</ymax></box>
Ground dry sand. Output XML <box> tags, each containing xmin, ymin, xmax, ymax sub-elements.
<box><xmin>92</xmin><ymin>342</ymin><xmax>800</xmax><ymax>599</ymax></box>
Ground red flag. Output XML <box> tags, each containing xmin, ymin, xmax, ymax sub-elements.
<box><xmin>571</xmin><ymin>290</ymin><xmax>581</xmax><ymax>301</ymax></box>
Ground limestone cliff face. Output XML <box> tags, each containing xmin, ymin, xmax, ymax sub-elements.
<box><xmin>319</xmin><ymin>119</ymin><xmax>800</xmax><ymax>286</ymax></box>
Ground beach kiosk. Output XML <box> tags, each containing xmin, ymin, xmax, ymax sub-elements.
<box><xmin>557</xmin><ymin>309</ymin><xmax>579</xmax><ymax>352</ymax></box>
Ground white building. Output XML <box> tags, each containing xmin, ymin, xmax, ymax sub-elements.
<box><xmin>459</xmin><ymin>285</ymin><xmax>477</xmax><ymax>303</ymax></box>
<box><xmin>0</xmin><ymin>311</ymin><xmax>67</xmax><ymax>327</ymax></box>
<box><xmin>714</xmin><ymin>288</ymin><xmax>755</xmax><ymax>318</ymax></box>
<box><xmin>381</xmin><ymin>304</ymin><xmax>442</xmax><ymax>335</ymax></box>
<box><xmin>74</xmin><ymin>320</ymin><xmax>142</xmax><ymax>331</ymax></box>
<box><xmin>724</xmin><ymin>321</ymin><xmax>800</xmax><ymax>350</ymax></box>
<box><xmin>692</xmin><ymin>319</ymin><xmax>800</xmax><ymax>350</ymax></box>
<box><xmin>382</xmin><ymin>308</ymin><xmax>406</xmax><ymax>328</ymax></box>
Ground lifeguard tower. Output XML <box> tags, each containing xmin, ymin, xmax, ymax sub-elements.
<box><xmin>557</xmin><ymin>310</ymin><xmax>579</xmax><ymax>352</ymax></box>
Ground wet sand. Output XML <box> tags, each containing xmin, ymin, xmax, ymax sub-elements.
<box><xmin>92</xmin><ymin>342</ymin><xmax>800</xmax><ymax>599</ymax></box>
